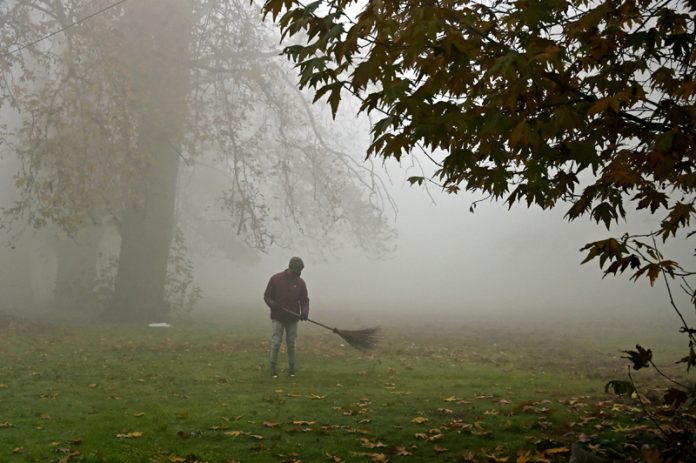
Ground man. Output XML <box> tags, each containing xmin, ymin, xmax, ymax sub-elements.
<box><xmin>263</xmin><ymin>256</ymin><xmax>309</xmax><ymax>378</ymax></box>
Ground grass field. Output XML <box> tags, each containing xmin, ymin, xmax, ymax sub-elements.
<box><xmin>0</xmin><ymin>309</ymin><xmax>688</xmax><ymax>462</ymax></box>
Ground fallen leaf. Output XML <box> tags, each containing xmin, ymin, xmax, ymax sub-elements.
<box><xmin>443</xmin><ymin>396</ymin><xmax>461</xmax><ymax>402</ymax></box>
<box><xmin>223</xmin><ymin>431</ymin><xmax>245</xmax><ymax>437</ymax></box>
<box><xmin>306</xmin><ymin>394</ymin><xmax>326</xmax><ymax>399</ymax></box>
<box><xmin>361</xmin><ymin>438</ymin><xmax>387</xmax><ymax>449</ymax></box>
<box><xmin>433</xmin><ymin>445</ymin><xmax>448</xmax><ymax>453</ymax></box>
<box><xmin>87</xmin><ymin>384</ymin><xmax>98</xmax><ymax>388</ymax></box>
<box><xmin>411</xmin><ymin>417</ymin><xmax>429</xmax><ymax>424</ymax></box>
<box><xmin>325</xmin><ymin>452</ymin><xmax>343</xmax><ymax>462</ymax></box>
<box><xmin>264</xmin><ymin>421</ymin><xmax>281</xmax><ymax>428</ymax></box>
<box><xmin>291</xmin><ymin>420</ymin><xmax>316</xmax><ymax>426</ymax></box>
<box><xmin>0</xmin><ymin>421</ymin><xmax>13</xmax><ymax>428</ymax></box>
<box><xmin>12</xmin><ymin>447</ymin><xmax>23</xmax><ymax>453</ymax></box>
<box><xmin>393</xmin><ymin>446</ymin><xmax>412</xmax><ymax>456</ymax></box>
<box><xmin>545</xmin><ymin>447</ymin><xmax>570</xmax><ymax>455</ymax></box>
<box><xmin>115</xmin><ymin>431</ymin><xmax>143</xmax><ymax>439</ymax></box>
<box><xmin>133</xmin><ymin>412</ymin><xmax>145</xmax><ymax>417</ymax></box>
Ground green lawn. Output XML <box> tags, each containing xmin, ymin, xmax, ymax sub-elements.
<box><xmin>0</xmin><ymin>311</ymin><xmax>684</xmax><ymax>462</ymax></box>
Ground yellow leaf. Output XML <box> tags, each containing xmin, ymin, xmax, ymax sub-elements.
<box><xmin>223</xmin><ymin>431</ymin><xmax>245</xmax><ymax>437</ymax></box>
<box><xmin>133</xmin><ymin>412</ymin><xmax>145</xmax><ymax>417</ymax></box>
<box><xmin>306</xmin><ymin>393</ymin><xmax>326</xmax><ymax>399</ymax></box>
<box><xmin>291</xmin><ymin>420</ymin><xmax>316</xmax><ymax>425</ymax></box>
<box><xmin>443</xmin><ymin>396</ymin><xmax>460</xmax><ymax>402</ymax></box>
<box><xmin>115</xmin><ymin>431</ymin><xmax>143</xmax><ymax>439</ymax></box>
<box><xmin>411</xmin><ymin>416</ymin><xmax>429</xmax><ymax>424</ymax></box>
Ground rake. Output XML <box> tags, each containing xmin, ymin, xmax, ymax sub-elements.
<box><xmin>279</xmin><ymin>307</ymin><xmax>380</xmax><ymax>351</ymax></box>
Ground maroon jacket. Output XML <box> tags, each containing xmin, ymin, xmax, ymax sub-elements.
<box><xmin>264</xmin><ymin>270</ymin><xmax>310</xmax><ymax>323</ymax></box>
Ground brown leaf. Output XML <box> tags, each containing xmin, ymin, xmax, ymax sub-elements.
<box><xmin>410</xmin><ymin>416</ymin><xmax>428</xmax><ymax>424</ymax></box>
<box><xmin>264</xmin><ymin>421</ymin><xmax>281</xmax><ymax>428</ymax></box>
<box><xmin>360</xmin><ymin>438</ymin><xmax>387</xmax><ymax>449</ymax></box>
<box><xmin>291</xmin><ymin>420</ymin><xmax>316</xmax><ymax>426</ymax></box>
<box><xmin>392</xmin><ymin>446</ymin><xmax>412</xmax><ymax>456</ymax></box>
<box><xmin>433</xmin><ymin>445</ymin><xmax>448</xmax><ymax>453</ymax></box>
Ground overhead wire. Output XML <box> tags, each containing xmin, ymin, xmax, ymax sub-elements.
<box><xmin>0</xmin><ymin>0</ymin><xmax>129</xmax><ymax>58</ymax></box>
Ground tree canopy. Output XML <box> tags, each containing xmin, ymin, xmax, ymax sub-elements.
<box><xmin>263</xmin><ymin>0</ymin><xmax>696</xmax><ymax>285</ymax></box>
<box><xmin>0</xmin><ymin>0</ymin><xmax>395</xmax><ymax>319</ymax></box>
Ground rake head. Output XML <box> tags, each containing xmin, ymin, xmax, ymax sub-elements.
<box><xmin>335</xmin><ymin>326</ymin><xmax>381</xmax><ymax>351</ymax></box>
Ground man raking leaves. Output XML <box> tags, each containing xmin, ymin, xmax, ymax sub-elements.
<box><xmin>263</xmin><ymin>257</ymin><xmax>380</xmax><ymax>378</ymax></box>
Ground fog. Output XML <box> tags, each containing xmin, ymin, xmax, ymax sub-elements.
<box><xmin>0</xmin><ymin>0</ymin><xmax>691</xmax><ymax>337</ymax></box>
<box><xmin>197</xmin><ymin>170</ymin><xmax>688</xmax><ymax>330</ymax></box>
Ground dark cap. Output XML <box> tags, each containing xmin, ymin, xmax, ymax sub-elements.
<box><xmin>288</xmin><ymin>256</ymin><xmax>304</xmax><ymax>270</ymax></box>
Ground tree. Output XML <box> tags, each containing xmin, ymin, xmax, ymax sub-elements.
<box><xmin>264</xmin><ymin>0</ymin><xmax>696</xmax><ymax>453</ymax></box>
<box><xmin>0</xmin><ymin>0</ymin><xmax>394</xmax><ymax>321</ymax></box>
<box><xmin>263</xmin><ymin>0</ymin><xmax>696</xmax><ymax>306</ymax></box>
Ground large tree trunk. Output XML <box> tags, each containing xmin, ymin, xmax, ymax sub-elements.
<box><xmin>107</xmin><ymin>1</ymin><xmax>193</xmax><ymax>322</ymax></box>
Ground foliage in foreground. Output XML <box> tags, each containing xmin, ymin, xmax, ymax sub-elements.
<box><xmin>0</xmin><ymin>312</ymin><xmax>692</xmax><ymax>462</ymax></box>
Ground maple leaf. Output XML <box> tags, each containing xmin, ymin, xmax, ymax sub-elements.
<box><xmin>676</xmin><ymin>347</ymin><xmax>696</xmax><ymax>371</ymax></box>
<box><xmin>621</xmin><ymin>344</ymin><xmax>652</xmax><ymax>370</ymax></box>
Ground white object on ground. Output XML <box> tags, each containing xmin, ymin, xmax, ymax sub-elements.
<box><xmin>148</xmin><ymin>322</ymin><xmax>172</xmax><ymax>328</ymax></box>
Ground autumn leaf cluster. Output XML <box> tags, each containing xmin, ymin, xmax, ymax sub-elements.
<box><xmin>264</xmin><ymin>0</ymin><xmax>696</xmax><ymax>282</ymax></box>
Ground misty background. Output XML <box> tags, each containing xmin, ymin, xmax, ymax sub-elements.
<box><xmin>0</xmin><ymin>0</ymin><xmax>690</xmax><ymax>336</ymax></box>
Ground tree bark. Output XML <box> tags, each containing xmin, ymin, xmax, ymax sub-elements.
<box><xmin>106</xmin><ymin>1</ymin><xmax>193</xmax><ymax>322</ymax></box>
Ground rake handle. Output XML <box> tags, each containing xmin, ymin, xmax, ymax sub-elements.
<box><xmin>277</xmin><ymin>306</ymin><xmax>338</xmax><ymax>333</ymax></box>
